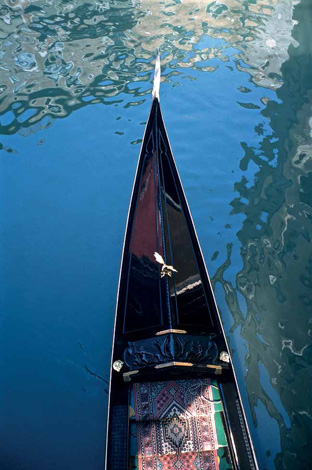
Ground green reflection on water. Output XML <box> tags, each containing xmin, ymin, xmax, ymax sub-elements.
<box><xmin>211</xmin><ymin>1</ymin><xmax>312</xmax><ymax>469</ymax></box>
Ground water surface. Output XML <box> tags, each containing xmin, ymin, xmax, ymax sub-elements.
<box><xmin>1</xmin><ymin>1</ymin><xmax>312</xmax><ymax>469</ymax></box>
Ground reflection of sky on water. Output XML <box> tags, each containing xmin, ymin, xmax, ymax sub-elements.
<box><xmin>0</xmin><ymin>0</ymin><xmax>297</xmax><ymax>135</ymax></box>
<box><xmin>1</xmin><ymin>0</ymin><xmax>312</xmax><ymax>469</ymax></box>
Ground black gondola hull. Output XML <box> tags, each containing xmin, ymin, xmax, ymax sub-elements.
<box><xmin>105</xmin><ymin>98</ymin><xmax>258</xmax><ymax>470</ymax></box>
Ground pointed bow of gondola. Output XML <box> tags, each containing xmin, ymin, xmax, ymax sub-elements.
<box><xmin>105</xmin><ymin>55</ymin><xmax>259</xmax><ymax>470</ymax></box>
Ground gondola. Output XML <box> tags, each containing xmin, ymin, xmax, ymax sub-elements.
<box><xmin>105</xmin><ymin>56</ymin><xmax>259</xmax><ymax>470</ymax></box>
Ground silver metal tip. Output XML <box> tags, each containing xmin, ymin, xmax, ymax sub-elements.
<box><xmin>152</xmin><ymin>52</ymin><xmax>160</xmax><ymax>100</ymax></box>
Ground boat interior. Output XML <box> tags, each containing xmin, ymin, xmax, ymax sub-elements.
<box><xmin>128</xmin><ymin>377</ymin><xmax>235</xmax><ymax>470</ymax></box>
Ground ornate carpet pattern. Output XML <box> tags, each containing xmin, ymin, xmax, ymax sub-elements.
<box><xmin>133</xmin><ymin>379</ymin><xmax>219</xmax><ymax>470</ymax></box>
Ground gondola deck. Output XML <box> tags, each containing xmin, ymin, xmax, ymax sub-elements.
<box><xmin>105</xmin><ymin>56</ymin><xmax>258</xmax><ymax>470</ymax></box>
<box><xmin>129</xmin><ymin>378</ymin><xmax>233</xmax><ymax>470</ymax></box>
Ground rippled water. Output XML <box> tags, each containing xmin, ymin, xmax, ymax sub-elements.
<box><xmin>1</xmin><ymin>1</ymin><xmax>312</xmax><ymax>469</ymax></box>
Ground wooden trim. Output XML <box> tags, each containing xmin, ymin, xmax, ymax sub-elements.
<box><xmin>123</xmin><ymin>370</ymin><xmax>139</xmax><ymax>382</ymax></box>
<box><xmin>154</xmin><ymin>362</ymin><xmax>223</xmax><ymax>374</ymax></box>
<box><xmin>155</xmin><ymin>329</ymin><xmax>187</xmax><ymax>336</ymax></box>
<box><xmin>155</xmin><ymin>362</ymin><xmax>193</xmax><ymax>369</ymax></box>
<box><xmin>207</xmin><ymin>364</ymin><xmax>223</xmax><ymax>375</ymax></box>
<box><xmin>207</xmin><ymin>364</ymin><xmax>222</xmax><ymax>371</ymax></box>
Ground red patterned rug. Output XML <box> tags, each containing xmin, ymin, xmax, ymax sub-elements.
<box><xmin>133</xmin><ymin>379</ymin><xmax>219</xmax><ymax>470</ymax></box>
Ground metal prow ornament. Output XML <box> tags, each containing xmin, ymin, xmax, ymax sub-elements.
<box><xmin>154</xmin><ymin>252</ymin><xmax>178</xmax><ymax>278</ymax></box>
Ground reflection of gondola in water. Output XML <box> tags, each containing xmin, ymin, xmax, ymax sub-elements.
<box><xmin>105</xmin><ymin>55</ymin><xmax>259</xmax><ymax>470</ymax></box>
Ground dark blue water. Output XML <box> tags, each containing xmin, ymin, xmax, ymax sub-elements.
<box><xmin>1</xmin><ymin>1</ymin><xmax>312</xmax><ymax>469</ymax></box>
